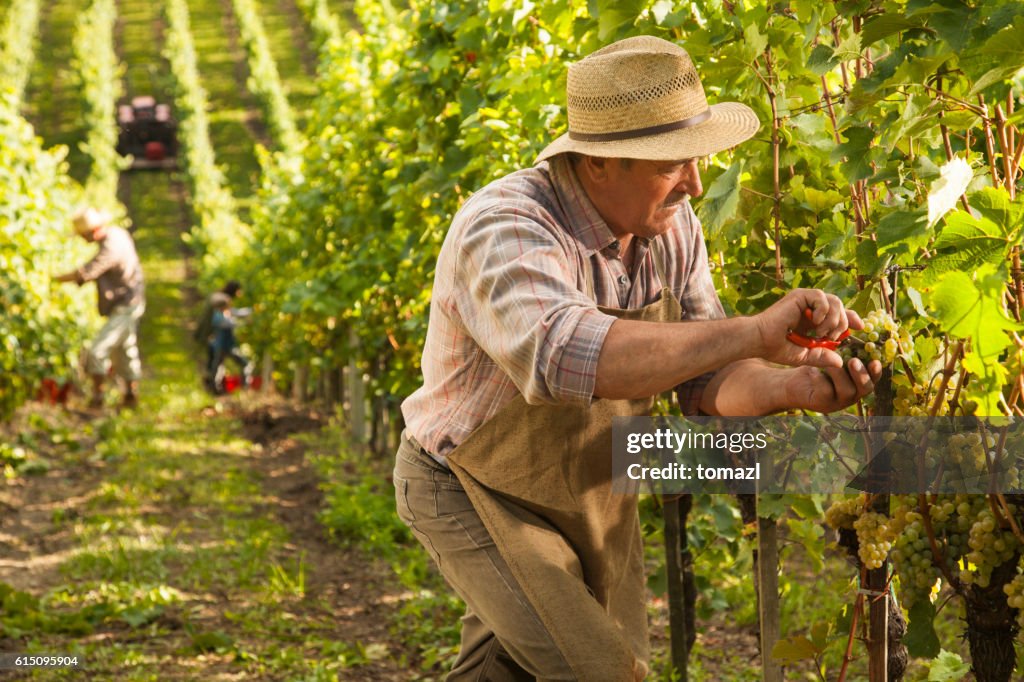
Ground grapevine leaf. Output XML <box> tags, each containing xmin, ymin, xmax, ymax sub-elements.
<box><xmin>928</xmin><ymin>650</ymin><xmax>970</xmax><ymax>681</ymax></box>
<box><xmin>927</xmin><ymin>3</ymin><xmax>974</xmax><ymax>52</ymax></box>
<box><xmin>906</xmin><ymin>286</ymin><xmax>929</xmax><ymax>319</ymax></box>
<box><xmin>971</xmin><ymin>65</ymin><xmax>1022</xmax><ymax>96</ymax></box>
<box><xmin>976</xmin><ymin>15</ymin><xmax>1024</xmax><ymax>62</ymax></box>
<box><xmin>697</xmin><ymin>160</ymin><xmax>743</xmax><ymax>238</ymax></box>
<box><xmin>929</xmin><ymin>270</ymin><xmax>1021</xmax><ymax>362</ymax></box>
<box><xmin>831</xmin><ymin>125</ymin><xmax>875</xmax><ymax>183</ymax></box>
<box><xmin>904</xmin><ymin>600</ymin><xmax>941</xmax><ymax>659</ymax></box>
<box><xmin>771</xmin><ymin>635</ymin><xmax>820</xmax><ymax>664</ymax></box>
<box><xmin>757</xmin><ymin>494</ymin><xmax>787</xmax><ymax>520</ymax></box>
<box><xmin>808</xmin><ymin>620</ymin><xmax>832</xmax><ymax>650</ymax></box>
<box><xmin>860</xmin><ymin>14</ymin><xmax>930</xmax><ymax>48</ymax></box>
<box><xmin>595</xmin><ymin>0</ymin><xmax>644</xmax><ymax>39</ymax></box>
<box><xmin>788</xmin><ymin>495</ymin><xmax>823</xmax><ymax>520</ymax></box>
<box><xmin>709</xmin><ymin>500</ymin><xmax>740</xmax><ymax>541</ymax></box>
<box><xmin>875</xmin><ymin>209</ymin><xmax>928</xmax><ymax>250</ymax></box>
<box><xmin>885</xmin><ymin>93</ymin><xmax>934</xmax><ymax>152</ymax></box>
<box><xmin>968</xmin><ymin>16</ymin><xmax>1024</xmax><ymax>94</ymax></box>
<box><xmin>743</xmin><ymin>23</ymin><xmax>768</xmax><ymax>60</ymax></box>
<box><xmin>806</xmin><ymin>44</ymin><xmax>838</xmax><ymax>75</ymax></box>
<box><xmin>970</xmin><ymin>187</ymin><xmax>1024</xmax><ymax>238</ymax></box>
<box><xmin>927</xmin><ymin>158</ymin><xmax>973</xmax><ymax>228</ymax></box>
<box><xmin>932</xmin><ymin>211</ymin><xmax>1002</xmax><ymax>250</ymax></box>
<box><xmin>921</xmin><ymin>239</ymin><xmax>1008</xmax><ymax>283</ymax></box>
<box><xmin>856</xmin><ymin>238</ymin><xmax>884</xmax><ymax>278</ymax></box>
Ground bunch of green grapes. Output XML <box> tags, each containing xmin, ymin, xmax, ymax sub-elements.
<box><xmin>825</xmin><ymin>496</ymin><xmax>862</xmax><ymax>531</ymax></box>
<box><xmin>890</xmin><ymin>495</ymin><xmax>976</xmax><ymax>607</ymax></box>
<box><xmin>859</xmin><ymin>310</ymin><xmax>914</xmax><ymax>365</ymax></box>
<box><xmin>962</xmin><ymin>506</ymin><xmax>1020</xmax><ymax>588</ymax></box>
<box><xmin>891</xmin><ymin>521</ymin><xmax>941</xmax><ymax>606</ymax></box>
<box><xmin>894</xmin><ymin>380</ymin><xmax>950</xmax><ymax>417</ymax></box>
<box><xmin>1002</xmin><ymin>568</ymin><xmax>1024</xmax><ymax>627</ymax></box>
<box><xmin>946</xmin><ymin>432</ymin><xmax>991</xmax><ymax>477</ymax></box>
<box><xmin>825</xmin><ymin>497</ymin><xmax>897</xmax><ymax>570</ymax></box>
<box><xmin>853</xmin><ymin>511</ymin><xmax>896</xmax><ymax>569</ymax></box>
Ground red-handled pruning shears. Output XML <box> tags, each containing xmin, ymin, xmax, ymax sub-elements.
<box><xmin>786</xmin><ymin>307</ymin><xmax>851</xmax><ymax>351</ymax></box>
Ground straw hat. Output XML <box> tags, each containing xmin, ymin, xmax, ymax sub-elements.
<box><xmin>536</xmin><ymin>36</ymin><xmax>760</xmax><ymax>163</ymax></box>
<box><xmin>72</xmin><ymin>207</ymin><xmax>112</xmax><ymax>237</ymax></box>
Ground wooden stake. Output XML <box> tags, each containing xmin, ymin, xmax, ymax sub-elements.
<box><xmin>664</xmin><ymin>497</ymin><xmax>690</xmax><ymax>682</ymax></box>
<box><xmin>758</xmin><ymin>510</ymin><xmax>783</xmax><ymax>682</ymax></box>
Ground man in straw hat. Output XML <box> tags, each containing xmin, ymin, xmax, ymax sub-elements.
<box><xmin>396</xmin><ymin>36</ymin><xmax>882</xmax><ymax>679</ymax></box>
<box><xmin>55</xmin><ymin>207</ymin><xmax>146</xmax><ymax>409</ymax></box>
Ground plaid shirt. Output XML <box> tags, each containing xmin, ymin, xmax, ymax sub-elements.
<box><xmin>402</xmin><ymin>154</ymin><xmax>725</xmax><ymax>460</ymax></box>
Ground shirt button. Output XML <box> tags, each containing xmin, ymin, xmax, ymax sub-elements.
<box><xmin>618</xmin><ymin>274</ymin><xmax>629</xmax><ymax>285</ymax></box>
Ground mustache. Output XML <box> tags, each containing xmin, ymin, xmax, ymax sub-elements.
<box><xmin>662</xmin><ymin>193</ymin><xmax>689</xmax><ymax>208</ymax></box>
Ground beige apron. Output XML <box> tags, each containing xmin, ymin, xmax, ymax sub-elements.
<box><xmin>446</xmin><ymin>241</ymin><xmax>682</xmax><ymax>680</ymax></box>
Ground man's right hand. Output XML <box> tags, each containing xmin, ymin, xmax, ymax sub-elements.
<box><xmin>753</xmin><ymin>288</ymin><xmax>864</xmax><ymax>369</ymax></box>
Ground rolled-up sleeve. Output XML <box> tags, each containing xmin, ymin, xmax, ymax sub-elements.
<box><xmin>75</xmin><ymin>242</ymin><xmax>115</xmax><ymax>284</ymax></box>
<box><xmin>454</xmin><ymin>208</ymin><xmax>615</xmax><ymax>405</ymax></box>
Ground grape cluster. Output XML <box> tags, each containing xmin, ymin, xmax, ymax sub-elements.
<box><xmin>859</xmin><ymin>310</ymin><xmax>914</xmax><ymax>365</ymax></box>
<box><xmin>961</xmin><ymin>507</ymin><xmax>1019</xmax><ymax>588</ymax></box>
<box><xmin>894</xmin><ymin>381</ymin><xmax>950</xmax><ymax>417</ymax></box>
<box><xmin>824</xmin><ymin>496</ymin><xmax>861</xmax><ymax>530</ymax></box>
<box><xmin>853</xmin><ymin>512</ymin><xmax>895</xmax><ymax>569</ymax></box>
<box><xmin>889</xmin><ymin>495</ymin><xmax>978</xmax><ymax>607</ymax></box>
<box><xmin>825</xmin><ymin>497</ymin><xmax>896</xmax><ymax>570</ymax></box>
<box><xmin>1002</xmin><ymin>570</ymin><xmax>1024</xmax><ymax>627</ymax></box>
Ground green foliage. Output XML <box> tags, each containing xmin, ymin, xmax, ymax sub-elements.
<box><xmin>72</xmin><ymin>0</ymin><xmax>130</xmax><ymax>210</ymax></box>
<box><xmin>0</xmin><ymin>0</ymin><xmax>41</xmax><ymax>104</ymax></box>
<box><xmin>230</xmin><ymin>0</ymin><xmax>301</xmax><ymax>154</ymax></box>
<box><xmin>0</xmin><ymin>91</ymin><xmax>94</xmax><ymax>419</ymax></box>
<box><xmin>162</xmin><ymin>0</ymin><xmax>249</xmax><ymax>281</ymax></box>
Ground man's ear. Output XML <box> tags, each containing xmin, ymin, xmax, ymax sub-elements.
<box><xmin>577</xmin><ymin>155</ymin><xmax>612</xmax><ymax>184</ymax></box>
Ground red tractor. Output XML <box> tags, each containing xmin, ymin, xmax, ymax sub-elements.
<box><xmin>116</xmin><ymin>96</ymin><xmax>178</xmax><ymax>170</ymax></box>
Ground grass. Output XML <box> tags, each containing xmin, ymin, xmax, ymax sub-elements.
<box><xmin>184</xmin><ymin>0</ymin><xmax>263</xmax><ymax>221</ymax></box>
<box><xmin>20</xmin><ymin>0</ymin><xmax>89</xmax><ymax>183</ymax></box>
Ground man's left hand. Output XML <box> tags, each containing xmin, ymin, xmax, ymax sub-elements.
<box><xmin>782</xmin><ymin>357</ymin><xmax>883</xmax><ymax>413</ymax></box>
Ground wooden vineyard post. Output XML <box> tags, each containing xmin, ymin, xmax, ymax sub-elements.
<box><xmin>260</xmin><ymin>352</ymin><xmax>273</xmax><ymax>393</ymax></box>
<box><xmin>292</xmin><ymin>363</ymin><xmax>308</xmax><ymax>402</ymax></box>
<box><xmin>346</xmin><ymin>328</ymin><xmax>366</xmax><ymax>444</ymax></box>
<box><xmin>663</xmin><ymin>495</ymin><xmax>690</xmax><ymax>681</ymax></box>
<box><xmin>757</xmin><ymin>497</ymin><xmax>783</xmax><ymax>682</ymax></box>
<box><xmin>866</xmin><ymin>367</ymin><xmax>901</xmax><ymax>681</ymax></box>
<box><xmin>757</xmin><ymin>515</ymin><xmax>782</xmax><ymax>682</ymax></box>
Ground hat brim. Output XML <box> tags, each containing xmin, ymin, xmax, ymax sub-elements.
<box><xmin>72</xmin><ymin>209</ymin><xmax>113</xmax><ymax>236</ymax></box>
<box><xmin>536</xmin><ymin>101</ymin><xmax>760</xmax><ymax>163</ymax></box>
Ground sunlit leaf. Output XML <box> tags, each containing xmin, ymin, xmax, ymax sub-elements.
<box><xmin>927</xmin><ymin>157</ymin><xmax>973</xmax><ymax>228</ymax></box>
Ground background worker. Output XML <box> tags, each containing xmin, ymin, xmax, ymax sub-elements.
<box><xmin>194</xmin><ymin>280</ymin><xmax>249</xmax><ymax>392</ymax></box>
<box><xmin>396</xmin><ymin>36</ymin><xmax>883</xmax><ymax>680</ymax></box>
<box><xmin>54</xmin><ymin>207</ymin><xmax>146</xmax><ymax>409</ymax></box>
<box><xmin>207</xmin><ymin>292</ymin><xmax>253</xmax><ymax>394</ymax></box>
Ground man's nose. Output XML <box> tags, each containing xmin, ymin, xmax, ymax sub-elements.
<box><xmin>676</xmin><ymin>165</ymin><xmax>702</xmax><ymax>199</ymax></box>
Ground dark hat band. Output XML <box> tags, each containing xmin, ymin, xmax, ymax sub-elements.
<box><xmin>567</xmin><ymin>108</ymin><xmax>711</xmax><ymax>143</ymax></box>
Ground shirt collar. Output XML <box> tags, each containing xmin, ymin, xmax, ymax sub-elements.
<box><xmin>545</xmin><ymin>155</ymin><xmax>626</xmax><ymax>256</ymax></box>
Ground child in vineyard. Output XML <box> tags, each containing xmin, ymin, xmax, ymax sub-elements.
<box><xmin>194</xmin><ymin>280</ymin><xmax>246</xmax><ymax>391</ymax></box>
<box><xmin>207</xmin><ymin>291</ymin><xmax>252</xmax><ymax>395</ymax></box>
<box><xmin>394</xmin><ymin>36</ymin><xmax>883</xmax><ymax>680</ymax></box>
<box><xmin>54</xmin><ymin>207</ymin><xmax>145</xmax><ymax>409</ymax></box>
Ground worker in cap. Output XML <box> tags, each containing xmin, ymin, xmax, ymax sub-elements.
<box><xmin>55</xmin><ymin>207</ymin><xmax>146</xmax><ymax>409</ymax></box>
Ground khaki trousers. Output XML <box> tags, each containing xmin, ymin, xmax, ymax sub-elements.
<box><xmin>393</xmin><ymin>433</ymin><xmax>576</xmax><ymax>681</ymax></box>
<box><xmin>86</xmin><ymin>302</ymin><xmax>145</xmax><ymax>381</ymax></box>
